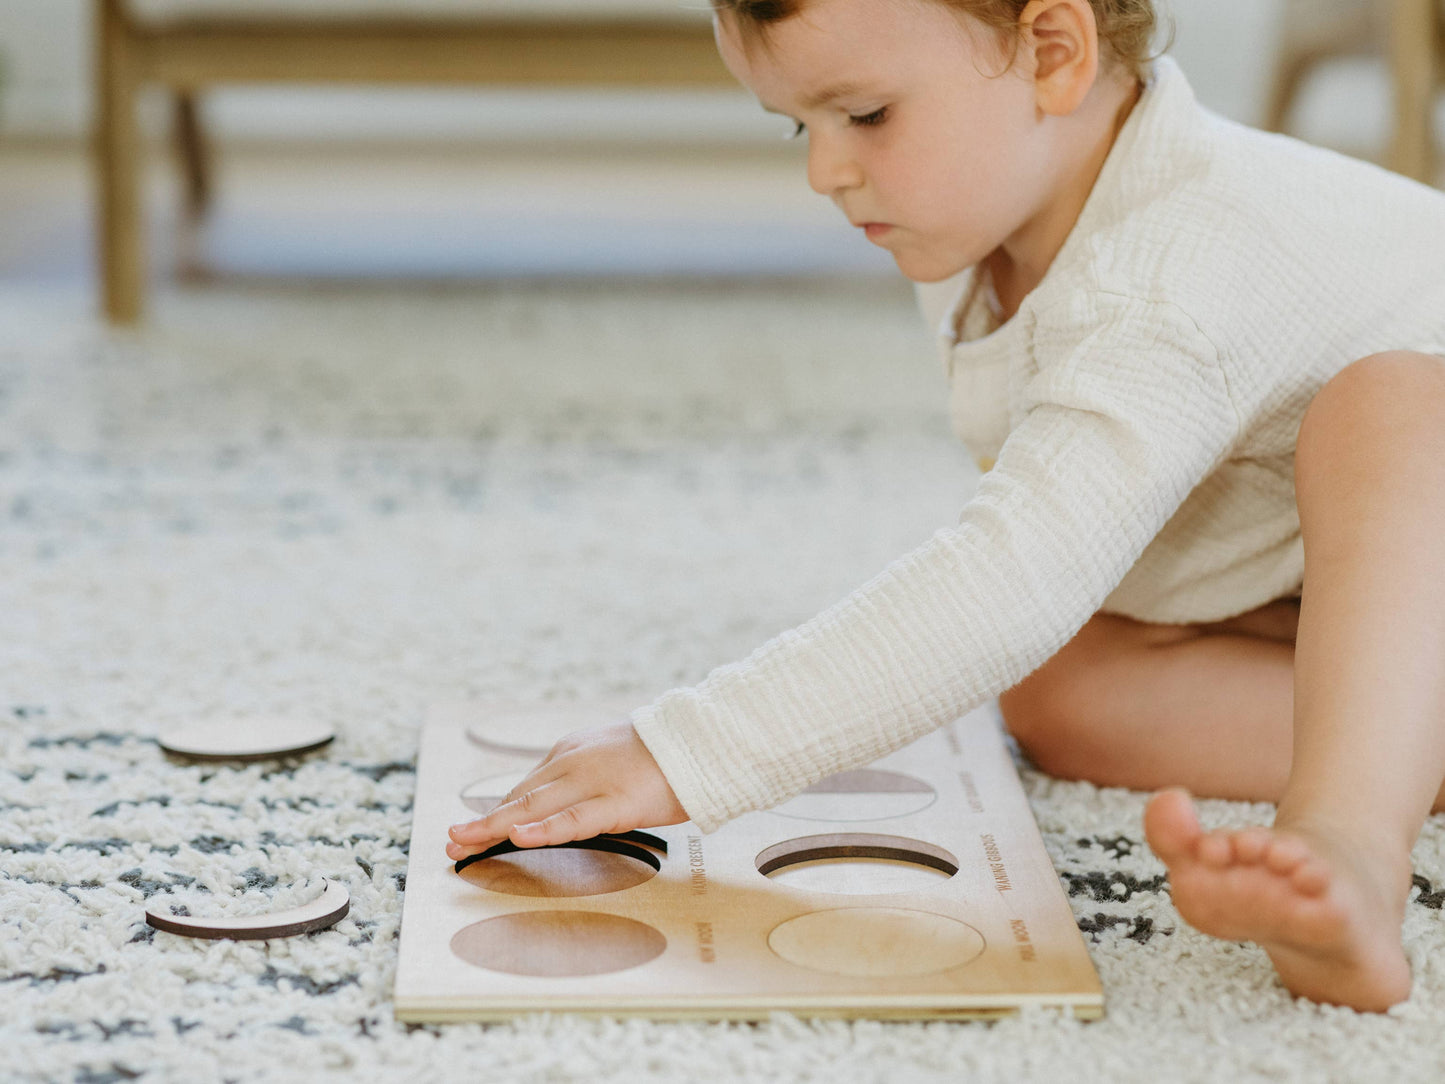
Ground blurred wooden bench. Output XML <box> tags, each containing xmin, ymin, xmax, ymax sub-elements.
<box><xmin>95</xmin><ymin>0</ymin><xmax>732</xmax><ymax>324</ymax></box>
<box><xmin>1266</xmin><ymin>0</ymin><xmax>1442</xmax><ymax>183</ymax></box>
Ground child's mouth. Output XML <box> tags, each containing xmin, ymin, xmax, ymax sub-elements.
<box><xmin>861</xmin><ymin>223</ymin><xmax>893</xmax><ymax>242</ymax></box>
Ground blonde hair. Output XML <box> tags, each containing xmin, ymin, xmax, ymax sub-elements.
<box><xmin>712</xmin><ymin>0</ymin><xmax>1165</xmax><ymax>81</ymax></box>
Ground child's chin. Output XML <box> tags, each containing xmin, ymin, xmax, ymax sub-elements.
<box><xmin>886</xmin><ymin>246</ymin><xmax>971</xmax><ymax>284</ymax></box>
<box><xmin>898</xmin><ymin>258</ymin><xmax>970</xmax><ymax>284</ymax></box>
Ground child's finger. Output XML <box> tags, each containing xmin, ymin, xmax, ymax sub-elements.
<box><xmin>499</xmin><ymin>761</ymin><xmax>567</xmax><ymax>807</ymax></box>
<box><xmin>449</xmin><ymin>779</ymin><xmax>585</xmax><ymax>847</ymax></box>
<box><xmin>445</xmin><ymin>794</ymin><xmax>613</xmax><ymax>860</ymax></box>
<box><xmin>509</xmin><ymin>797</ymin><xmax>619</xmax><ymax>848</ymax></box>
<box><xmin>488</xmin><ymin>735</ymin><xmax>598</xmax><ymax>810</ymax></box>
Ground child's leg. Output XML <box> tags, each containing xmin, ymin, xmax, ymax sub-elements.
<box><xmin>1000</xmin><ymin>605</ymin><xmax>1304</xmax><ymax>802</ymax></box>
<box><xmin>1002</xmin><ymin>596</ymin><xmax>1445</xmax><ymax>809</ymax></box>
<box><xmin>1143</xmin><ymin>350</ymin><xmax>1445</xmax><ymax>1010</ymax></box>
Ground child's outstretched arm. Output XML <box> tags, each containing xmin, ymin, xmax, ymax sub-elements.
<box><xmin>449</xmin><ymin>296</ymin><xmax>1242</xmax><ymax>851</ymax></box>
<box><xmin>445</xmin><ymin>723</ymin><xmax>688</xmax><ymax>860</ymax></box>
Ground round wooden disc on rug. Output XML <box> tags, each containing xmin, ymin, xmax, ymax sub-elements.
<box><xmin>158</xmin><ymin>717</ymin><xmax>335</xmax><ymax>761</ymax></box>
<box><xmin>461</xmin><ymin>697</ymin><xmax>639</xmax><ymax>757</ymax></box>
<box><xmin>145</xmin><ymin>880</ymin><xmax>350</xmax><ymax>940</ymax></box>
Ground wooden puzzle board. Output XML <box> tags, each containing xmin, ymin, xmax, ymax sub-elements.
<box><xmin>394</xmin><ymin>700</ymin><xmax>1103</xmax><ymax>1021</ymax></box>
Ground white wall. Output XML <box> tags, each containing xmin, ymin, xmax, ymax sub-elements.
<box><xmin>0</xmin><ymin>0</ymin><xmax>1434</xmax><ymax>152</ymax></box>
<box><xmin>0</xmin><ymin>0</ymin><xmax>89</xmax><ymax>135</ymax></box>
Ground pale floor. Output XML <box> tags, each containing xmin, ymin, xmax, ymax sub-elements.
<box><xmin>0</xmin><ymin>138</ymin><xmax>901</xmax><ymax>297</ymax></box>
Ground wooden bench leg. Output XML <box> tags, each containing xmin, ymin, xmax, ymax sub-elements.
<box><xmin>96</xmin><ymin>0</ymin><xmax>145</xmax><ymax>324</ymax></box>
<box><xmin>1263</xmin><ymin>47</ymin><xmax>1324</xmax><ymax>134</ymax></box>
<box><xmin>1388</xmin><ymin>0</ymin><xmax>1438</xmax><ymax>183</ymax></box>
<box><xmin>173</xmin><ymin>91</ymin><xmax>213</xmax><ymax>220</ymax></box>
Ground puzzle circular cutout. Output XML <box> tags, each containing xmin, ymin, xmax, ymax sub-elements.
<box><xmin>768</xmin><ymin>907</ymin><xmax>985</xmax><ymax>977</ymax></box>
<box><xmin>450</xmin><ymin>911</ymin><xmax>667</xmax><ymax>977</ymax></box>
<box><xmin>755</xmin><ymin>833</ymin><xmax>958</xmax><ymax>896</ymax></box>
<box><xmin>457</xmin><ymin>840</ymin><xmax>659</xmax><ymax>897</ymax></box>
<box><xmin>769</xmin><ymin>769</ymin><xmax>936</xmax><ymax>822</ymax></box>
<box><xmin>464</xmin><ymin>697</ymin><xmax>640</xmax><ymax>757</ymax></box>
<box><xmin>157</xmin><ymin>717</ymin><xmax>335</xmax><ymax>761</ymax></box>
<box><xmin>459</xmin><ymin>771</ymin><xmax>531</xmax><ymax>814</ymax></box>
<box><xmin>145</xmin><ymin>880</ymin><xmax>350</xmax><ymax>940</ymax></box>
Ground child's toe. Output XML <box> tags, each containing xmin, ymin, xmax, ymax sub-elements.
<box><xmin>1291</xmin><ymin>856</ymin><xmax>1332</xmax><ymax>896</ymax></box>
<box><xmin>1143</xmin><ymin>787</ymin><xmax>1202</xmax><ymax>863</ymax></box>
<box><xmin>1234</xmin><ymin>827</ymin><xmax>1271</xmax><ymax>864</ymax></box>
<box><xmin>1198</xmin><ymin>832</ymin><xmax>1234</xmax><ymax>867</ymax></box>
<box><xmin>1263</xmin><ymin>834</ymin><xmax>1309</xmax><ymax>874</ymax></box>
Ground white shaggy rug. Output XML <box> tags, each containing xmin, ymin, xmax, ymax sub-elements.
<box><xmin>3</xmin><ymin>278</ymin><xmax>1445</xmax><ymax>1083</ymax></box>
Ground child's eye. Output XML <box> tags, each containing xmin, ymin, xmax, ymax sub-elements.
<box><xmin>786</xmin><ymin>120</ymin><xmax>807</xmax><ymax>141</ymax></box>
<box><xmin>849</xmin><ymin>107</ymin><xmax>889</xmax><ymax>128</ymax></box>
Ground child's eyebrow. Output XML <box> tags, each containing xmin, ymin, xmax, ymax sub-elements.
<box><xmin>801</xmin><ymin>81</ymin><xmax>871</xmax><ymax>108</ymax></box>
<box><xmin>760</xmin><ymin>80</ymin><xmax>873</xmax><ymax>115</ymax></box>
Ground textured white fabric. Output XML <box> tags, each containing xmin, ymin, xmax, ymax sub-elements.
<box><xmin>634</xmin><ymin>56</ymin><xmax>1445</xmax><ymax>833</ymax></box>
<box><xmin>126</xmin><ymin>0</ymin><xmax>710</xmax><ymax>23</ymax></box>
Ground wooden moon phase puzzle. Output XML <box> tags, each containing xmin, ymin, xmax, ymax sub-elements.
<box><xmin>395</xmin><ymin>700</ymin><xmax>1103</xmax><ymax>1021</ymax></box>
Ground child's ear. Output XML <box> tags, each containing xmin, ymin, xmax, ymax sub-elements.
<box><xmin>1018</xmin><ymin>0</ymin><xmax>1099</xmax><ymax>116</ymax></box>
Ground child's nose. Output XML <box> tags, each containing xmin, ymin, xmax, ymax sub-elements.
<box><xmin>806</xmin><ymin>136</ymin><xmax>862</xmax><ymax>197</ymax></box>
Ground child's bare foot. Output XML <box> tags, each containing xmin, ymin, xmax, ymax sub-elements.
<box><xmin>1143</xmin><ymin>787</ymin><xmax>1412</xmax><ymax>1011</ymax></box>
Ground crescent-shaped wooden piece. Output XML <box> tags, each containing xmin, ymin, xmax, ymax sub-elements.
<box><xmin>145</xmin><ymin>879</ymin><xmax>350</xmax><ymax>940</ymax></box>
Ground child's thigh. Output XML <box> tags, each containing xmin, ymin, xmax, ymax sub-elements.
<box><xmin>1197</xmin><ymin>596</ymin><xmax>1301</xmax><ymax>643</ymax></box>
<box><xmin>998</xmin><ymin>598</ymin><xmax>1299</xmax><ymax>731</ymax></box>
<box><xmin>998</xmin><ymin>611</ymin><xmax>1194</xmax><ymax>736</ymax></box>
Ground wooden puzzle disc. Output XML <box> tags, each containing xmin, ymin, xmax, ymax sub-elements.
<box><xmin>457</xmin><ymin>845</ymin><xmax>658</xmax><ymax>897</ymax></box>
<box><xmin>764</xmin><ymin>857</ymin><xmax>954</xmax><ymax>895</ymax></box>
<box><xmin>145</xmin><ymin>880</ymin><xmax>350</xmax><ymax>940</ymax></box>
<box><xmin>756</xmin><ymin>833</ymin><xmax>958</xmax><ymax>896</ymax></box>
<box><xmin>450</xmin><ymin>911</ymin><xmax>666</xmax><ymax>977</ymax></box>
<box><xmin>461</xmin><ymin>698</ymin><xmax>640</xmax><ymax>757</ymax></box>
<box><xmin>158</xmin><ymin>717</ymin><xmax>335</xmax><ymax>761</ymax></box>
<box><xmin>767</xmin><ymin>908</ymin><xmax>985</xmax><ymax>977</ymax></box>
<box><xmin>769</xmin><ymin>769</ymin><xmax>936</xmax><ymax>822</ymax></box>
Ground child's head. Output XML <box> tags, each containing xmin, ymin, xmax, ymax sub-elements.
<box><xmin>711</xmin><ymin>0</ymin><xmax>1154</xmax><ymax>285</ymax></box>
<box><xmin>713</xmin><ymin>0</ymin><xmax>1158</xmax><ymax>82</ymax></box>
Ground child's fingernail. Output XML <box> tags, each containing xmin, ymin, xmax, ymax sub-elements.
<box><xmin>449</xmin><ymin>823</ymin><xmax>473</xmax><ymax>839</ymax></box>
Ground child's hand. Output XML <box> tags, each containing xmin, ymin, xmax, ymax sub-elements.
<box><xmin>445</xmin><ymin>722</ymin><xmax>688</xmax><ymax>860</ymax></box>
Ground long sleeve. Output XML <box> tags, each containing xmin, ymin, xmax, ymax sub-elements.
<box><xmin>631</xmin><ymin>295</ymin><xmax>1243</xmax><ymax>832</ymax></box>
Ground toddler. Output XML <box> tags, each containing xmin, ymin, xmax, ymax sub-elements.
<box><xmin>448</xmin><ymin>0</ymin><xmax>1445</xmax><ymax>1011</ymax></box>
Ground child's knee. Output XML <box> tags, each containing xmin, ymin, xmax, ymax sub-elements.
<box><xmin>999</xmin><ymin>675</ymin><xmax>1106</xmax><ymax>780</ymax></box>
<box><xmin>998</xmin><ymin>612</ymin><xmax>1191</xmax><ymax>778</ymax></box>
<box><xmin>1295</xmin><ymin>352</ymin><xmax>1445</xmax><ymax>512</ymax></box>
<box><xmin>998</xmin><ymin>676</ymin><xmax>1081</xmax><ymax>777</ymax></box>
<box><xmin>997</xmin><ymin>617</ymin><xmax>1118</xmax><ymax>774</ymax></box>
<box><xmin>1298</xmin><ymin>353</ymin><xmax>1445</xmax><ymax>461</ymax></box>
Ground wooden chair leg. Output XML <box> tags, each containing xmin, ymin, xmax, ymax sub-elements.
<box><xmin>1387</xmin><ymin>0</ymin><xmax>1438</xmax><ymax>183</ymax></box>
<box><xmin>173</xmin><ymin>91</ymin><xmax>213</xmax><ymax>220</ymax></box>
<box><xmin>96</xmin><ymin>0</ymin><xmax>145</xmax><ymax>324</ymax></box>
<box><xmin>1262</xmin><ymin>50</ymin><xmax>1320</xmax><ymax>133</ymax></box>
